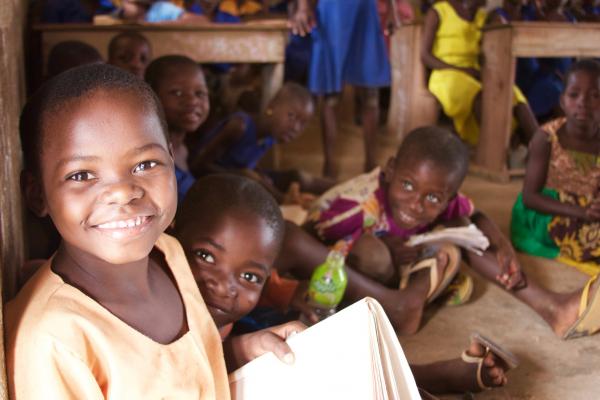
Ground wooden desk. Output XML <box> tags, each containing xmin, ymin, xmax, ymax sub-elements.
<box><xmin>34</xmin><ymin>21</ymin><xmax>289</xmax><ymax>167</ymax></box>
<box><xmin>388</xmin><ymin>23</ymin><xmax>439</xmax><ymax>139</ymax></box>
<box><xmin>478</xmin><ymin>22</ymin><xmax>600</xmax><ymax>181</ymax></box>
<box><xmin>34</xmin><ymin>21</ymin><xmax>289</xmax><ymax>112</ymax></box>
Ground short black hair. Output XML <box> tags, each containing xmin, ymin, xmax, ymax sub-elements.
<box><xmin>108</xmin><ymin>31</ymin><xmax>151</xmax><ymax>59</ymax></box>
<box><xmin>176</xmin><ymin>174</ymin><xmax>285</xmax><ymax>250</ymax></box>
<box><xmin>20</xmin><ymin>63</ymin><xmax>168</xmax><ymax>176</ymax></box>
<box><xmin>145</xmin><ymin>55</ymin><xmax>201</xmax><ymax>90</ymax></box>
<box><xmin>272</xmin><ymin>82</ymin><xmax>313</xmax><ymax>107</ymax></box>
<box><xmin>564</xmin><ymin>59</ymin><xmax>600</xmax><ymax>90</ymax></box>
<box><xmin>395</xmin><ymin>126</ymin><xmax>469</xmax><ymax>187</ymax></box>
<box><xmin>46</xmin><ymin>41</ymin><xmax>103</xmax><ymax>78</ymax></box>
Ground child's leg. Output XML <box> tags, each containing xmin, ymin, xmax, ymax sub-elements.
<box><xmin>465</xmin><ymin>250</ymin><xmax>597</xmax><ymax>337</ymax></box>
<box><xmin>276</xmin><ymin>223</ymin><xmax>443</xmax><ymax>334</ymax></box>
<box><xmin>321</xmin><ymin>94</ymin><xmax>340</xmax><ymax>178</ymax></box>
<box><xmin>346</xmin><ymin>233</ymin><xmax>395</xmax><ymax>285</ymax></box>
<box><xmin>358</xmin><ymin>86</ymin><xmax>380</xmax><ymax>172</ymax></box>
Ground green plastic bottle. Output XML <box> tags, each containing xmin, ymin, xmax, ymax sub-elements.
<box><xmin>306</xmin><ymin>251</ymin><xmax>348</xmax><ymax>321</ymax></box>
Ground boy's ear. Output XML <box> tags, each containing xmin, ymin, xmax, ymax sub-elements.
<box><xmin>21</xmin><ymin>171</ymin><xmax>48</xmax><ymax>217</ymax></box>
<box><xmin>384</xmin><ymin>157</ymin><xmax>396</xmax><ymax>183</ymax></box>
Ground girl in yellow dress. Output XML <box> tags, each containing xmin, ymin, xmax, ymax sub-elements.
<box><xmin>421</xmin><ymin>0</ymin><xmax>538</xmax><ymax>145</ymax></box>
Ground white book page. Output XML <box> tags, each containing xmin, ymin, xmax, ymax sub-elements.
<box><xmin>229</xmin><ymin>298</ymin><xmax>420</xmax><ymax>400</ymax></box>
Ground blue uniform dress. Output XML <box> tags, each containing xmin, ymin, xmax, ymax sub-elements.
<box><xmin>515</xmin><ymin>7</ymin><xmax>575</xmax><ymax>118</ymax></box>
<box><xmin>195</xmin><ymin>112</ymin><xmax>275</xmax><ymax>170</ymax></box>
<box><xmin>307</xmin><ymin>0</ymin><xmax>391</xmax><ymax>95</ymax></box>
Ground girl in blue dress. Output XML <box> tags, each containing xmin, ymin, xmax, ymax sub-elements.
<box><xmin>290</xmin><ymin>0</ymin><xmax>403</xmax><ymax>178</ymax></box>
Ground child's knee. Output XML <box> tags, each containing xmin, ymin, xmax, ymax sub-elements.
<box><xmin>347</xmin><ymin>233</ymin><xmax>394</xmax><ymax>284</ymax></box>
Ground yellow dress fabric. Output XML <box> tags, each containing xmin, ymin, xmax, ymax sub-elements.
<box><xmin>428</xmin><ymin>1</ymin><xmax>527</xmax><ymax>145</ymax></box>
<box><xmin>5</xmin><ymin>234</ymin><xmax>230</xmax><ymax>400</ymax></box>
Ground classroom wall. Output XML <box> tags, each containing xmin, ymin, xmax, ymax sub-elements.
<box><xmin>0</xmin><ymin>0</ymin><xmax>28</xmax><ymax>396</ymax></box>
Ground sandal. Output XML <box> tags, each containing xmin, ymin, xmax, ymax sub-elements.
<box><xmin>563</xmin><ymin>273</ymin><xmax>600</xmax><ymax>340</ymax></box>
<box><xmin>461</xmin><ymin>332</ymin><xmax>519</xmax><ymax>391</ymax></box>
<box><xmin>442</xmin><ymin>270</ymin><xmax>474</xmax><ymax>306</ymax></box>
<box><xmin>399</xmin><ymin>243</ymin><xmax>461</xmax><ymax>304</ymax></box>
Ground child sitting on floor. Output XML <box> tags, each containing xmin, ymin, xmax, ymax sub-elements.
<box><xmin>174</xmin><ymin>174</ymin><xmax>319</xmax><ymax>340</ymax></box>
<box><xmin>512</xmin><ymin>59</ymin><xmax>600</xmax><ymax>276</ymax></box>
<box><xmin>421</xmin><ymin>0</ymin><xmax>538</xmax><ymax>146</ymax></box>
<box><xmin>8</xmin><ymin>63</ymin><xmax>301</xmax><ymax>398</ymax></box>
<box><xmin>172</xmin><ymin>174</ymin><xmax>517</xmax><ymax>395</ymax></box>
<box><xmin>275</xmin><ymin>126</ymin><xmax>600</xmax><ymax>341</ymax></box>
<box><xmin>145</xmin><ymin>55</ymin><xmax>210</xmax><ymax>202</ymax></box>
<box><xmin>190</xmin><ymin>82</ymin><xmax>333</xmax><ymax>202</ymax></box>
<box><xmin>108</xmin><ymin>31</ymin><xmax>152</xmax><ymax>78</ymax></box>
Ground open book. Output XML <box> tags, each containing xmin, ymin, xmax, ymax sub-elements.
<box><xmin>406</xmin><ymin>224</ymin><xmax>490</xmax><ymax>256</ymax></box>
<box><xmin>229</xmin><ymin>298</ymin><xmax>421</xmax><ymax>400</ymax></box>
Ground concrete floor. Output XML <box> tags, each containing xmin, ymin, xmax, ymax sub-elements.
<box><xmin>277</xmin><ymin>89</ymin><xmax>600</xmax><ymax>399</ymax></box>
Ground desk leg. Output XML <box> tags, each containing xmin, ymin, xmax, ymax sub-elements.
<box><xmin>474</xmin><ymin>28</ymin><xmax>515</xmax><ymax>183</ymax></box>
<box><xmin>261</xmin><ymin>62</ymin><xmax>284</xmax><ymax>169</ymax></box>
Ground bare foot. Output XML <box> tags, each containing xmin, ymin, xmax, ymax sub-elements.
<box><xmin>386</xmin><ymin>251</ymin><xmax>450</xmax><ymax>335</ymax></box>
<box><xmin>413</xmin><ymin>338</ymin><xmax>511</xmax><ymax>394</ymax></box>
<box><xmin>547</xmin><ymin>276</ymin><xmax>600</xmax><ymax>337</ymax></box>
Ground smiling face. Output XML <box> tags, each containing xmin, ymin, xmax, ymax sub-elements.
<box><xmin>177</xmin><ymin>209</ymin><xmax>278</xmax><ymax>328</ymax></box>
<box><xmin>155</xmin><ymin>64</ymin><xmax>209</xmax><ymax>135</ymax></box>
<box><xmin>269</xmin><ymin>98</ymin><xmax>314</xmax><ymax>144</ymax></box>
<box><xmin>561</xmin><ymin>70</ymin><xmax>600</xmax><ymax>131</ymax></box>
<box><xmin>385</xmin><ymin>157</ymin><xmax>460</xmax><ymax>230</ymax></box>
<box><xmin>109</xmin><ymin>36</ymin><xmax>152</xmax><ymax>78</ymax></box>
<box><xmin>38</xmin><ymin>89</ymin><xmax>177</xmax><ymax>265</ymax></box>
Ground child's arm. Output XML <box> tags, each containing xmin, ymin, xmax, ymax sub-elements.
<box><xmin>288</xmin><ymin>0</ymin><xmax>315</xmax><ymax>36</ymax></box>
<box><xmin>471</xmin><ymin>210</ymin><xmax>525</xmax><ymax>290</ymax></box>
<box><xmin>189</xmin><ymin>116</ymin><xmax>247</xmax><ymax>175</ymax></box>
<box><xmin>421</xmin><ymin>8</ymin><xmax>479</xmax><ymax>79</ymax></box>
<box><xmin>222</xmin><ymin>320</ymin><xmax>306</xmax><ymax>370</ymax></box>
<box><xmin>522</xmin><ymin>129</ymin><xmax>599</xmax><ymax>220</ymax></box>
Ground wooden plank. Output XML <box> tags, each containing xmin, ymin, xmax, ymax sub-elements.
<box><xmin>0</xmin><ymin>0</ymin><xmax>28</xmax><ymax>397</ymax></box>
<box><xmin>38</xmin><ymin>23</ymin><xmax>288</xmax><ymax>72</ymax></box>
<box><xmin>475</xmin><ymin>26</ymin><xmax>515</xmax><ymax>182</ymax></box>
<box><xmin>387</xmin><ymin>23</ymin><xmax>438</xmax><ymax>140</ymax></box>
<box><xmin>510</xmin><ymin>22</ymin><xmax>600</xmax><ymax>57</ymax></box>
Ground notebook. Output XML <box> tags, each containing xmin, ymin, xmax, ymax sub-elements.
<box><xmin>229</xmin><ymin>297</ymin><xmax>421</xmax><ymax>400</ymax></box>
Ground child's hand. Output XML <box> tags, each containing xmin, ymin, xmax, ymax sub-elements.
<box><xmin>290</xmin><ymin>281</ymin><xmax>320</xmax><ymax>325</ymax></box>
<box><xmin>494</xmin><ymin>241</ymin><xmax>526</xmax><ymax>291</ymax></box>
<box><xmin>224</xmin><ymin>321</ymin><xmax>306</xmax><ymax>369</ymax></box>
<box><xmin>283</xmin><ymin>182</ymin><xmax>317</xmax><ymax>209</ymax></box>
<box><xmin>288</xmin><ymin>3</ymin><xmax>316</xmax><ymax>36</ymax></box>
<box><xmin>384</xmin><ymin>236</ymin><xmax>423</xmax><ymax>267</ymax></box>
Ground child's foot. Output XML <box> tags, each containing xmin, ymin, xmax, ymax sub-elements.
<box><xmin>547</xmin><ymin>274</ymin><xmax>600</xmax><ymax>338</ymax></box>
<box><xmin>385</xmin><ymin>251</ymin><xmax>452</xmax><ymax>335</ymax></box>
<box><xmin>422</xmin><ymin>337</ymin><xmax>513</xmax><ymax>394</ymax></box>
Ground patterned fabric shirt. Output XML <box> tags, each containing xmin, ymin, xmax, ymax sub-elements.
<box><xmin>309</xmin><ymin>168</ymin><xmax>475</xmax><ymax>253</ymax></box>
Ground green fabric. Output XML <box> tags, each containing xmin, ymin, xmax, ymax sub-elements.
<box><xmin>510</xmin><ymin>189</ymin><xmax>560</xmax><ymax>259</ymax></box>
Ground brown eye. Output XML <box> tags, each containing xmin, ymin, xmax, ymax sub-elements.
<box><xmin>67</xmin><ymin>171</ymin><xmax>95</xmax><ymax>181</ymax></box>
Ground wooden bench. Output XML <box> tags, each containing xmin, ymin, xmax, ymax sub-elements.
<box><xmin>477</xmin><ymin>22</ymin><xmax>600</xmax><ymax>182</ymax></box>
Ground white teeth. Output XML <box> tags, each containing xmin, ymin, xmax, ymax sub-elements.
<box><xmin>97</xmin><ymin>217</ymin><xmax>146</xmax><ymax>229</ymax></box>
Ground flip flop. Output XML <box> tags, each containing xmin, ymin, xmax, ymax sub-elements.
<box><xmin>461</xmin><ymin>332</ymin><xmax>519</xmax><ymax>391</ymax></box>
<box><xmin>442</xmin><ymin>269</ymin><xmax>474</xmax><ymax>307</ymax></box>
<box><xmin>399</xmin><ymin>243</ymin><xmax>461</xmax><ymax>304</ymax></box>
<box><xmin>563</xmin><ymin>273</ymin><xmax>600</xmax><ymax>340</ymax></box>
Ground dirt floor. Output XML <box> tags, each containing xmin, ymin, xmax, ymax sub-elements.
<box><xmin>277</xmin><ymin>89</ymin><xmax>600</xmax><ymax>399</ymax></box>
